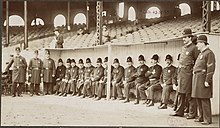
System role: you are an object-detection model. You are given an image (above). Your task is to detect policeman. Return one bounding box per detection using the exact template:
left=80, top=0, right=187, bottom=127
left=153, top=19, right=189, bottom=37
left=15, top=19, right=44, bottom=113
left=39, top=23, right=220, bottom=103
left=59, top=58, right=72, bottom=96
left=111, top=58, right=125, bottom=100
left=54, top=58, right=66, bottom=95
left=43, top=50, right=56, bottom=95
left=158, top=55, right=177, bottom=109
left=133, top=55, right=149, bottom=105
left=95, top=57, right=113, bottom=100
left=170, top=28, right=200, bottom=118
left=192, top=35, right=215, bottom=125
left=91, top=58, right=104, bottom=99
left=69, top=59, right=79, bottom=96
left=28, top=50, right=43, bottom=96
left=142, top=54, right=162, bottom=107
left=76, top=59, right=85, bottom=96
left=6, top=47, right=27, bottom=97
left=123, top=57, right=136, bottom=103
left=82, top=58, right=95, bottom=98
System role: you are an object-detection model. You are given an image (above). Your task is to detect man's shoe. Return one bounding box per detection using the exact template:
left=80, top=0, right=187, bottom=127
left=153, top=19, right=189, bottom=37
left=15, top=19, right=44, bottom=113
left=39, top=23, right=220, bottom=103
left=158, top=104, right=167, bottom=109
left=17, top=94, right=23, bottom=97
left=186, top=115, right=196, bottom=119
left=201, top=122, right=211, bottom=125
left=62, top=93, right=67, bottom=97
left=194, top=119, right=203, bottom=122
left=12, top=95, right=16, bottom=97
left=71, top=93, right=76, bottom=96
left=89, top=95, right=94, bottom=98
left=95, top=97, right=101, bottom=101
left=119, top=97, right=125, bottom=100
left=134, top=101, right=139, bottom=105
left=36, top=93, right=40, bottom=96
left=142, top=100, right=148, bottom=105
left=111, top=97, right=117, bottom=100
left=58, top=93, right=63, bottom=96
left=169, top=113, right=183, bottom=117
left=123, top=100, right=130, bottom=103
left=30, top=94, right=33, bottom=97
left=146, top=101, right=154, bottom=107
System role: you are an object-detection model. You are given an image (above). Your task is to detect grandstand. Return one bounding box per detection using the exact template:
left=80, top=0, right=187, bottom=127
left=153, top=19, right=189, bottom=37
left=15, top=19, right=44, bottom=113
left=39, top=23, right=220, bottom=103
left=1, top=0, right=220, bottom=118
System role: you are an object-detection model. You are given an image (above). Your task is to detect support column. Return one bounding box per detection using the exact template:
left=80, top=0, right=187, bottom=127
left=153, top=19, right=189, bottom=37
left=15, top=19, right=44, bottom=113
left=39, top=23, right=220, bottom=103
left=213, top=1, right=217, bottom=11
left=96, top=1, right=103, bottom=45
left=202, top=1, right=211, bottom=32
left=86, top=1, right=89, bottom=30
left=24, top=1, right=28, bottom=49
left=107, top=44, right=112, bottom=100
left=6, top=1, right=9, bottom=47
left=67, top=1, right=70, bottom=30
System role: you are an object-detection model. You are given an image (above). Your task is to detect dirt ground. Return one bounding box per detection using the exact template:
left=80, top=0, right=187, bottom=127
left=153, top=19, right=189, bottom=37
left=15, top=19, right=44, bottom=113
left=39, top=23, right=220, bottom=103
left=1, top=94, right=219, bottom=127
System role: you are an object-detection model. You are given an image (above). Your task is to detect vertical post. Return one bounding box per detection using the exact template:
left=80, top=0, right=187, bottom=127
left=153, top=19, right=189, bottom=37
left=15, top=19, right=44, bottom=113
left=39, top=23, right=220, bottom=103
left=202, top=1, right=211, bottom=32
left=96, top=1, right=103, bottom=45
left=24, top=1, right=28, bottom=49
left=86, top=1, right=89, bottom=30
left=107, top=44, right=112, bottom=100
left=67, top=1, right=70, bottom=31
left=213, top=1, right=217, bottom=11
left=6, top=1, right=9, bottom=46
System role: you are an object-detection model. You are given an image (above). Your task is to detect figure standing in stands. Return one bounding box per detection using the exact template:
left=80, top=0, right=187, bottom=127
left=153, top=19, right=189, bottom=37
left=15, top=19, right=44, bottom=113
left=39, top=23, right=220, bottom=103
left=82, top=58, right=95, bottom=98
left=69, top=59, right=79, bottom=96
left=5, top=47, right=27, bottom=97
left=53, top=27, right=64, bottom=48
left=134, top=55, right=149, bottom=105
left=123, top=57, right=136, bottom=103
left=43, top=50, right=56, bottom=95
left=170, top=28, right=200, bottom=119
left=158, top=54, right=177, bottom=109
left=91, top=58, right=104, bottom=99
left=192, top=35, right=215, bottom=125
left=76, top=59, right=85, bottom=96
left=28, top=50, right=43, bottom=96
left=141, top=54, right=162, bottom=107
left=102, top=25, right=110, bottom=44
left=111, top=58, right=125, bottom=100
left=54, top=58, right=66, bottom=95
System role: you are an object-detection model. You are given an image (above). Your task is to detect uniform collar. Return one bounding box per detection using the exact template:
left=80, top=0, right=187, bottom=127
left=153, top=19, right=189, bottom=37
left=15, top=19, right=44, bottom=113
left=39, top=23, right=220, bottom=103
left=201, top=46, right=209, bottom=53
left=184, top=42, right=193, bottom=48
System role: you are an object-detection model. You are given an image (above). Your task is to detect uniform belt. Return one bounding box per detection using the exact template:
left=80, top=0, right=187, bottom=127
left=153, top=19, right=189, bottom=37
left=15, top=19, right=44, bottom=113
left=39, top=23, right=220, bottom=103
left=194, top=69, right=206, bottom=74
left=33, top=68, right=40, bottom=70
left=45, top=68, right=51, bottom=70
left=179, top=64, right=193, bottom=68
left=149, top=78, right=156, bottom=81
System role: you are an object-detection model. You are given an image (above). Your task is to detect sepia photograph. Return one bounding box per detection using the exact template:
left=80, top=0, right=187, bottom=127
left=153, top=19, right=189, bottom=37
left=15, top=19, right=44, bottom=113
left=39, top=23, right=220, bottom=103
left=1, top=0, right=220, bottom=127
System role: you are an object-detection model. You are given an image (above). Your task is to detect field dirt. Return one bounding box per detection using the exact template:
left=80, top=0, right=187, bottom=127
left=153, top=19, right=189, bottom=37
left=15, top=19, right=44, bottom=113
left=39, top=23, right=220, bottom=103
left=1, top=94, right=219, bottom=127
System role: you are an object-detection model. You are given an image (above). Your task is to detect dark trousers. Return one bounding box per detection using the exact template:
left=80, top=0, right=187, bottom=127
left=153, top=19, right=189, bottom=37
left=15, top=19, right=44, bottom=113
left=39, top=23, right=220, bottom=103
left=147, top=83, right=162, bottom=101
left=112, top=81, right=123, bottom=98
left=43, top=82, right=52, bottom=94
left=70, top=80, right=77, bottom=94
left=97, top=83, right=106, bottom=98
left=136, top=82, right=143, bottom=102
left=161, top=84, right=173, bottom=104
left=138, top=82, right=149, bottom=100
left=83, top=79, right=92, bottom=96
left=12, top=82, right=23, bottom=95
left=30, top=83, right=40, bottom=94
left=55, top=81, right=62, bottom=93
left=60, top=81, right=68, bottom=94
left=196, top=98, right=212, bottom=123
left=77, top=80, right=84, bottom=95
left=175, top=93, right=197, bottom=116
left=92, top=81, right=99, bottom=96
left=124, top=81, right=135, bottom=100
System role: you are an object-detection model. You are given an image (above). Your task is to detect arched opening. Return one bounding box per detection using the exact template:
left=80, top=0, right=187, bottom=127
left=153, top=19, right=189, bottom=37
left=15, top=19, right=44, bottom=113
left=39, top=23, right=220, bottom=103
left=145, top=7, right=161, bottom=19
left=211, top=1, right=220, bottom=11
left=128, top=6, right=136, bottom=21
left=54, top=14, right=66, bottom=27
left=31, top=18, right=45, bottom=26
left=3, top=15, right=24, bottom=26
left=179, top=3, right=191, bottom=16
left=118, top=2, right=124, bottom=18
left=73, top=13, right=86, bottom=25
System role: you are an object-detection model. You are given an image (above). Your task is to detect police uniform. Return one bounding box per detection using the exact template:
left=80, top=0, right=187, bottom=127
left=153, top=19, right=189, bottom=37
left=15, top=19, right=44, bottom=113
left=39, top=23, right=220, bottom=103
left=6, top=47, right=27, bottom=97
left=59, top=58, right=72, bottom=96
left=172, top=28, right=200, bottom=117
left=76, top=59, right=85, bottom=96
left=112, top=58, right=124, bottom=100
left=159, top=55, right=178, bottom=109
left=69, top=59, right=79, bottom=96
left=92, top=58, right=104, bottom=98
left=55, top=58, right=66, bottom=95
left=43, top=50, right=56, bottom=95
left=82, top=58, right=95, bottom=98
left=96, top=57, right=113, bottom=100
left=28, top=50, right=43, bottom=96
left=123, top=57, right=136, bottom=103
left=192, top=35, right=215, bottom=125
left=144, top=54, right=163, bottom=107
left=54, top=28, right=64, bottom=48
left=134, top=55, right=149, bottom=104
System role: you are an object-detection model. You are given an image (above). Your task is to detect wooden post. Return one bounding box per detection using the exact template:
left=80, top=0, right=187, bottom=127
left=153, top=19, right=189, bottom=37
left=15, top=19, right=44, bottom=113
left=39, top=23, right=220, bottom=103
left=86, top=1, right=89, bottom=30
left=106, top=44, right=112, bottom=100
left=24, top=1, right=28, bottom=49
left=67, top=1, right=70, bottom=31
left=6, top=1, right=9, bottom=46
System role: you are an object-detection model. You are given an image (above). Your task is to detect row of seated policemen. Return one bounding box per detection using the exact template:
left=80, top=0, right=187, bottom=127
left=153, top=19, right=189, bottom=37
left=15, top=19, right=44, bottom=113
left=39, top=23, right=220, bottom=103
left=52, top=53, right=178, bottom=110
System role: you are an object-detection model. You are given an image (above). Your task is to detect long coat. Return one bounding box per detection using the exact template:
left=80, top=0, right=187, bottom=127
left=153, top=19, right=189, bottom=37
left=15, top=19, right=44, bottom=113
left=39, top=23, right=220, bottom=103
left=160, top=65, right=177, bottom=85
left=178, top=43, right=200, bottom=94
left=112, top=65, right=124, bottom=83
left=124, top=65, right=136, bottom=83
left=192, top=48, right=215, bottom=98
left=43, top=58, right=56, bottom=83
left=93, top=65, right=104, bottom=81
left=134, top=64, right=149, bottom=84
left=6, top=55, right=27, bottom=83
left=28, top=58, right=43, bottom=84
left=70, top=65, right=79, bottom=80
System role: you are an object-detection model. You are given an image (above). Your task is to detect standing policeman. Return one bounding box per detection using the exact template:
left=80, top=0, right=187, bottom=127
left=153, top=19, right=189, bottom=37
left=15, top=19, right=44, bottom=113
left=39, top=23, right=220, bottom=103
left=6, top=47, right=27, bottom=97
left=28, top=50, right=43, bottom=96
left=170, top=28, right=200, bottom=118
left=123, top=56, right=136, bottom=103
left=43, top=50, right=56, bottom=95
left=192, top=35, right=215, bottom=125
